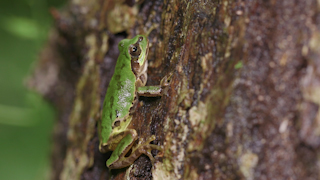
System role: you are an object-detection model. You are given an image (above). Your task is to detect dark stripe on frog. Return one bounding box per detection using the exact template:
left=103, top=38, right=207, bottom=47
left=130, top=42, right=142, bottom=76
left=113, top=62, right=126, bottom=83
left=114, top=74, right=121, bottom=80
left=114, top=68, right=125, bottom=90
left=124, top=147, right=143, bottom=164
left=109, top=96, right=114, bottom=120
left=120, top=62, right=126, bottom=70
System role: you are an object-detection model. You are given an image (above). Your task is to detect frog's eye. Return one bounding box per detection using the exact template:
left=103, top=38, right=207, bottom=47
left=138, top=36, right=143, bottom=42
left=132, top=46, right=137, bottom=52
left=129, top=45, right=141, bottom=57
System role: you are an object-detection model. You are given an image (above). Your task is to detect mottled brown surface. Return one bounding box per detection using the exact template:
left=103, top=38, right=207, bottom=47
left=29, top=0, right=320, bottom=179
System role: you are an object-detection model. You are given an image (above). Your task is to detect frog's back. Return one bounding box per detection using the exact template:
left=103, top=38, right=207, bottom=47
left=100, top=51, right=136, bottom=144
left=104, top=69, right=136, bottom=120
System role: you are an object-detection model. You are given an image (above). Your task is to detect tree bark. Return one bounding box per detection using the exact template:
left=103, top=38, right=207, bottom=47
left=28, top=0, right=320, bottom=179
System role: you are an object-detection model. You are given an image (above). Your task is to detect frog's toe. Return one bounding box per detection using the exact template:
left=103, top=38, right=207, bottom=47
left=149, top=144, right=163, bottom=151
left=145, top=149, right=156, bottom=164
left=160, top=72, right=173, bottom=87
left=147, top=135, right=156, bottom=142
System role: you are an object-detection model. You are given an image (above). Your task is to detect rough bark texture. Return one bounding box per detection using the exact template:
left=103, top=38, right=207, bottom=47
left=28, top=0, right=320, bottom=179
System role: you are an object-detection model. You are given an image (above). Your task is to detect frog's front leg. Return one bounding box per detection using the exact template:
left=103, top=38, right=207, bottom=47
left=107, top=135, right=162, bottom=169
left=137, top=73, right=173, bottom=97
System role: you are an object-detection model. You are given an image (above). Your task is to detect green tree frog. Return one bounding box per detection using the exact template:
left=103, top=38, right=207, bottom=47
left=98, top=35, right=171, bottom=169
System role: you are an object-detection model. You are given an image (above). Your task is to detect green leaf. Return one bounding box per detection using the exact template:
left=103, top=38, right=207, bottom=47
left=0, top=17, right=40, bottom=40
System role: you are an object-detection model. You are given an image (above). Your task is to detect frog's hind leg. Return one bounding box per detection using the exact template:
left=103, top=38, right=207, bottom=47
left=105, top=130, right=137, bottom=168
left=100, top=129, right=137, bottom=153
left=107, top=135, right=162, bottom=169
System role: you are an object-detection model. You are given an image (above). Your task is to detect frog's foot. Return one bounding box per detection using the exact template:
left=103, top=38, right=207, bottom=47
left=133, top=135, right=163, bottom=164
left=160, top=72, right=173, bottom=88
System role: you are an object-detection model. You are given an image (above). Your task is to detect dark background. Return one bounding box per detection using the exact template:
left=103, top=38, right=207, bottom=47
left=0, top=0, right=65, bottom=179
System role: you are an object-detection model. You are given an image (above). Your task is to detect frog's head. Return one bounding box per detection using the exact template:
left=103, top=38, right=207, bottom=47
left=118, top=35, right=149, bottom=85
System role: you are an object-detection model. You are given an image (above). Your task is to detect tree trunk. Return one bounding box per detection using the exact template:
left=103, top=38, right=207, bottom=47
left=28, top=0, right=320, bottom=179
